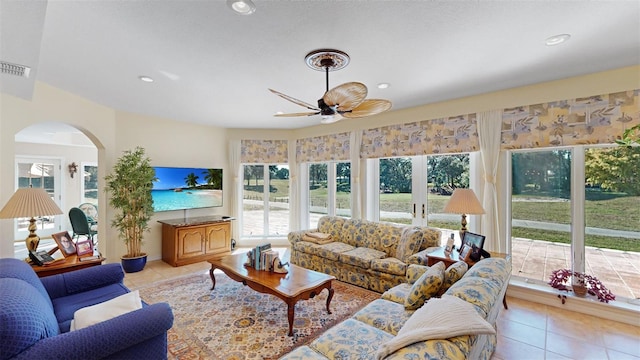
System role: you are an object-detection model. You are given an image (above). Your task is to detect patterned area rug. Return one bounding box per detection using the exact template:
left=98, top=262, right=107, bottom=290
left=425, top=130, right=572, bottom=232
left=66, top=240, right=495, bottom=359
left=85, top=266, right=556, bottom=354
left=138, top=272, right=380, bottom=360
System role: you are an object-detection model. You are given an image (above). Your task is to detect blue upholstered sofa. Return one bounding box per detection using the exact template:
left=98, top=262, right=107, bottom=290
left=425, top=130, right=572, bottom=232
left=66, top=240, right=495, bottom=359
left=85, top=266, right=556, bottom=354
left=0, top=258, right=174, bottom=360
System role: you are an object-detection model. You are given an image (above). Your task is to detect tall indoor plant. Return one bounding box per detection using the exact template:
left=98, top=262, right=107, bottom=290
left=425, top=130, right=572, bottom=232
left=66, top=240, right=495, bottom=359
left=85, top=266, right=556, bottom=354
left=105, top=147, right=157, bottom=273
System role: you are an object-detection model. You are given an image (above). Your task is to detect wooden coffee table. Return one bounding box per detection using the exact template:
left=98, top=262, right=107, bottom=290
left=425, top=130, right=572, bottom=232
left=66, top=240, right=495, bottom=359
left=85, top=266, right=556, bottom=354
left=208, top=253, right=335, bottom=336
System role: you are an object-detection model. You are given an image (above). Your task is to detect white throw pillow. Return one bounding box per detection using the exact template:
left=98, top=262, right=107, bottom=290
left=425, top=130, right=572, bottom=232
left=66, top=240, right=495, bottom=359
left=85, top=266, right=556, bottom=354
left=375, top=295, right=495, bottom=359
left=70, top=290, right=142, bottom=331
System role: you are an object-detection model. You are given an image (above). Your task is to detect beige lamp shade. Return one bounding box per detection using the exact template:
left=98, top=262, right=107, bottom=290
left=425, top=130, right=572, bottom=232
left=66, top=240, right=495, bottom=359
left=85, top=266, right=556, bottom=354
left=0, top=187, right=64, bottom=252
left=443, top=188, right=485, bottom=238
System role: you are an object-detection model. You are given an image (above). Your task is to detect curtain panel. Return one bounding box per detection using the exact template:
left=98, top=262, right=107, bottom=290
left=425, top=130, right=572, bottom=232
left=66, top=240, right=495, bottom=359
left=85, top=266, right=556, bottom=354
left=360, top=115, right=480, bottom=159
left=240, top=139, right=288, bottom=164
left=500, top=90, right=640, bottom=149
left=296, top=132, right=350, bottom=163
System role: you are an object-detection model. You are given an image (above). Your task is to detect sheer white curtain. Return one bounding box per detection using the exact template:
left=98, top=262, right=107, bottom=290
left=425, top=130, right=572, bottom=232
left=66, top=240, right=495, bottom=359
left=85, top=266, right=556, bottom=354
left=228, top=140, right=241, bottom=240
left=288, top=139, right=301, bottom=231
left=477, top=110, right=503, bottom=252
left=350, top=130, right=363, bottom=219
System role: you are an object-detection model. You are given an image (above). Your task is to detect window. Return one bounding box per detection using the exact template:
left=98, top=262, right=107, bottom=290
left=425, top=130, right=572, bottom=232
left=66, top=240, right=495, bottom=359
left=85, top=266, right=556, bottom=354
left=241, top=164, right=289, bottom=238
left=307, top=161, right=351, bottom=229
left=81, top=163, right=98, bottom=205
left=510, top=147, right=640, bottom=302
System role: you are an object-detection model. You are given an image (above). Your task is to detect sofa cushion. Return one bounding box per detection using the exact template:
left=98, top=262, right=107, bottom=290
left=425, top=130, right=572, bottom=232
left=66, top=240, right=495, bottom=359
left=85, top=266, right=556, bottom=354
left=438, top=261, right=469, bottom=296
left=395, top=227, right=424, bottom=262
left=338, top=247, right=387, bottom=269
left=0, top=278, right=60, bottom=360
left=353, top=298, right=414, bottom=335
left=405, top=261, right=445, bottom=310
left=375, top=295, right=495, bottom=360
left=370, top=257, right=406, bottom=276
left=381, top=283, right=412, bottom=304
left=405, top=264, right=429, bottom=283
left=377, top=222, right=404, bottom=255
left=52, top=282, right=130, bottom=332
left=71, top=290, right=142, bottom=331
left=445, top=277, right=502, bottom=318
left=317, top=216, right=346, bottom=240
left=0, top=258, right=54, bottom=310
left=309, top=318, right=394, bottom=359
left=310, top=242, right=355, bottom=261
left=340, top=219, right=369, bottom=247
left=417, top=227, right=443, bottom=250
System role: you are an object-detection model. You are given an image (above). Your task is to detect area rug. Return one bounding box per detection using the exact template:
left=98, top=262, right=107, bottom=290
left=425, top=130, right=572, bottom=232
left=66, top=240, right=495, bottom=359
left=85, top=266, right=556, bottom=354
left=138, top=272, right=380, bottom=360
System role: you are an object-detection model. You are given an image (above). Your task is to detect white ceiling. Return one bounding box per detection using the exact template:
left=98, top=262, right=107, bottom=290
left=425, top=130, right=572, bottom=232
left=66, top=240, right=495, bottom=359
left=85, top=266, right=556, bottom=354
left=2, top=0, right=639, bottom=136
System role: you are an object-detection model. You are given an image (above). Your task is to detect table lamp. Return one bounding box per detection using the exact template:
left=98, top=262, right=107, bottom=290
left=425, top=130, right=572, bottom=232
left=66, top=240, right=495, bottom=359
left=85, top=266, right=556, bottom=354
left=442, top=188, right=485, bottom=240
left=0, top=187, right=64, bottom=252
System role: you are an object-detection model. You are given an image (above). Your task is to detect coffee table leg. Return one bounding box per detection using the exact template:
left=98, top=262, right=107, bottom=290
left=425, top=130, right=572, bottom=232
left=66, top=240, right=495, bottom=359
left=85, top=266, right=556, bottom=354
left=209, top=267, right=216, bottom=290
left=326, top=286, right=334, bottom=314
left=287, top=302, right=295, bottom=336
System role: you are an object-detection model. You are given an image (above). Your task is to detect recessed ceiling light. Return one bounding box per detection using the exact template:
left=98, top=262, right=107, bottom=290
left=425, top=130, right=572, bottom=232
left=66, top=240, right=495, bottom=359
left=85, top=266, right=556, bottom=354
left=377, top=83, right=390, bottom=89
left=545, top=34, right=571, bottom=46
left=227, top=0, right=256, bottom=15
left=138, top=75, right=154, bottom=83
left=275, top=111, right=283, bottom=115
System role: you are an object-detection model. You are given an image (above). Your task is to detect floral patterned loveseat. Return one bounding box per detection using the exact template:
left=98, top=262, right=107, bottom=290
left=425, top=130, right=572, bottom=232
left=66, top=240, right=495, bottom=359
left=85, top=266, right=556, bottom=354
left=281, top=258, right=511, bottom=360
left=288, top=216, right=442, bottom=293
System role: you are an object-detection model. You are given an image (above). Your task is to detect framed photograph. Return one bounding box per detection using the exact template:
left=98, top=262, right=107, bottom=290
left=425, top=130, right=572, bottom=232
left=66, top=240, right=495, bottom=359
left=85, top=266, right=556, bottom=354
left=76, top=240, right=93, bottom=256
left=52, top=231, right=76, bottom=257
left=459, top=243, right=472, bottom=261
left=461, top=232, right=485, bottom=252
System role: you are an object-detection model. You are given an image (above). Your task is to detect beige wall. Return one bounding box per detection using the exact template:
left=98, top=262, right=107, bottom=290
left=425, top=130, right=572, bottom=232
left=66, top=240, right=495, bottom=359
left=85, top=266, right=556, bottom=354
left=1, top=65, right=638, bottom=260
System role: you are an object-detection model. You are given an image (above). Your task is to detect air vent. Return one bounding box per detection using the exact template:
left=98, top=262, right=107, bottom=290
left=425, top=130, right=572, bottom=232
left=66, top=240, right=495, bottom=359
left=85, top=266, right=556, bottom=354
left=0, top=61, right=31, bottom=78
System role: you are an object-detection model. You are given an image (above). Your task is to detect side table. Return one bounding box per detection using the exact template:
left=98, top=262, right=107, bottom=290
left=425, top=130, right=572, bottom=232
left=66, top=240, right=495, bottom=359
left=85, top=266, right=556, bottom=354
left=32, top=254, right=106, bottom=277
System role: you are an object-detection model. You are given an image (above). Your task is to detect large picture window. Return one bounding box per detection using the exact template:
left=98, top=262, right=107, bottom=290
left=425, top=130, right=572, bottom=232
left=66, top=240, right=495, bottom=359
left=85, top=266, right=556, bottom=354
left=241, top=164, right=290, bottom=238
left=307, top=161, right=351, bottom=229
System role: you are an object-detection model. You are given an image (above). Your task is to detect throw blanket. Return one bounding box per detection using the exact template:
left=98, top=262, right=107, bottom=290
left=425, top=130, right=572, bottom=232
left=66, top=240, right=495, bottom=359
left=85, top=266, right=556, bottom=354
left=302, top=232, right=334, bottom=245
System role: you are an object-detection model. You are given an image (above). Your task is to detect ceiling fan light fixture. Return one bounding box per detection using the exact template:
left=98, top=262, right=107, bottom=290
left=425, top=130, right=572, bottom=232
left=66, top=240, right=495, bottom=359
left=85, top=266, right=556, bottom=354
left=305, top=49, right=350, bottom=72
left=227, top=0, right=256, bottom=15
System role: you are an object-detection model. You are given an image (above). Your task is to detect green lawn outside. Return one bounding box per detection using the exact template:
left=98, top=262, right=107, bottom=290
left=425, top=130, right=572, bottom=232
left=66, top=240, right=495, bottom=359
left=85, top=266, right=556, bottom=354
left=244, top=181, right=639, bottom=252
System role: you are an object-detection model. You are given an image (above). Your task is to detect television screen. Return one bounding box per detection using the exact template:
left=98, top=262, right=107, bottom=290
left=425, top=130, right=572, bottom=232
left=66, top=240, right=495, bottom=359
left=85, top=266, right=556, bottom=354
left=152, top=167, right=222, bottom=212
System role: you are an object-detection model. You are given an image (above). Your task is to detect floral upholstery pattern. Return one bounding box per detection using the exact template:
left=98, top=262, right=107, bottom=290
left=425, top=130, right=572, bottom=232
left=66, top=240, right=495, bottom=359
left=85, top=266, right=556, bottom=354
left=284, top=258, right=510, bottom=360
left=405, top=264, right=429, bottom=283
left=353, top=299, right=414, bottom=335
left=395, top=228, right=424, bottom=262
left=439, top=261, right=469, bottom=296
left=339, top=247, right=388, bottom=268
left=405, top=261, right=445, bottom=310
left=370, top=257, right=406, bottom=276
left=310, top=318, right=394, bottom=359
left=289, top=216, right=442, bottom=292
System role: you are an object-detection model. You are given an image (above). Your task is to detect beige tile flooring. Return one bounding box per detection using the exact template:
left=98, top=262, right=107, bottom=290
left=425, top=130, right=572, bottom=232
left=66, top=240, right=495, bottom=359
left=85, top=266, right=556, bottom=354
left=124, top=258, right=640, bottom=359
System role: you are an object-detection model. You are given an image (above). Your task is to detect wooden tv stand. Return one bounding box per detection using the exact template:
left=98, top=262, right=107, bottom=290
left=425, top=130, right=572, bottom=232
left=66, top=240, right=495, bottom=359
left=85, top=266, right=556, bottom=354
left=159, top=216, right=232, bottom=267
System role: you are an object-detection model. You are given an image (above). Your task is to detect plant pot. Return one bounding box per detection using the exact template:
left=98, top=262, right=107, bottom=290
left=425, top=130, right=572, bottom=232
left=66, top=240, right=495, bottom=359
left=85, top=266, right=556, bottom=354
left=572, top=284, right=588, bottom=297
left=121, top=254, right=147, bottom=273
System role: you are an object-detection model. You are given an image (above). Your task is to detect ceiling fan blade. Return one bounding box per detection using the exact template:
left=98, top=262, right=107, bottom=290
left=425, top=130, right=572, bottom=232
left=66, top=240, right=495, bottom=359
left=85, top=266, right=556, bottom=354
left=323, top=82, right=367, bottom=111
left=269, top=89, right=320, bottom=111
left=341, top=99, right=392, bottom=118
left=274, top=111, right=320, bottom=117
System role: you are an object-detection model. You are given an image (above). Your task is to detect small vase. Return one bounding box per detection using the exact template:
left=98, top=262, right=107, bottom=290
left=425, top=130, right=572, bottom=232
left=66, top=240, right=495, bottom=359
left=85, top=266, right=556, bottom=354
left=572, top=284, right=587, bottom=297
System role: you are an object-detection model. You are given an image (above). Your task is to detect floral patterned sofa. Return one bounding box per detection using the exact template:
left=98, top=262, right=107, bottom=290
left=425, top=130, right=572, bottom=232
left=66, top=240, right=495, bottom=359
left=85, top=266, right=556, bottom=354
left=289, top=216, right=442, bottom=292
left=281, top=258, right=511, bottom=360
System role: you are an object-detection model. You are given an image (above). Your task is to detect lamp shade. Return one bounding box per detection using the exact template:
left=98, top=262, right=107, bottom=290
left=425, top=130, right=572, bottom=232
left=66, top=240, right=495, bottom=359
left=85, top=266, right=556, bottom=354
left=442, top=188, right=485, bottom=215
left=0, top=187, right=63, bottom=219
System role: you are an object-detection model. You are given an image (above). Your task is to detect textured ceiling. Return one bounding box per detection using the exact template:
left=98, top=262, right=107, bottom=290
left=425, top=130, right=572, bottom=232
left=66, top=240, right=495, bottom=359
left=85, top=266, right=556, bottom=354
left=2, top=0, right=639, bottom=134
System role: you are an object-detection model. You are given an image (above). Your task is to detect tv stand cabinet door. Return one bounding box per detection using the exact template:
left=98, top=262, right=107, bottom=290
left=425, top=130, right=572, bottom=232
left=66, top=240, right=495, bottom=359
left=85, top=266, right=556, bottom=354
left=177, top=227, right=207, bottom=261
left=205, top=222, right=231, bottom=257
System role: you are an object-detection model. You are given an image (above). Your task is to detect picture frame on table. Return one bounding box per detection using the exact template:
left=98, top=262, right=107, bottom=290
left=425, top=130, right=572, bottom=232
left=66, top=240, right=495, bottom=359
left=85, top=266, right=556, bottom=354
left=76, top=240, right=93, bottom=256
left=459, top=243, right=473, bottom=261
left=460, top=232, right=485, bottom=252
left=52, top=231, right=76, bottom=257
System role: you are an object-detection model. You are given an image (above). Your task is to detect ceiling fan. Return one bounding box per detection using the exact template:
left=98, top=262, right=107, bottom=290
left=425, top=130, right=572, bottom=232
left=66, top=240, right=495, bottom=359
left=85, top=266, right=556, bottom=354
left=269, top=49, right=392, bottom=124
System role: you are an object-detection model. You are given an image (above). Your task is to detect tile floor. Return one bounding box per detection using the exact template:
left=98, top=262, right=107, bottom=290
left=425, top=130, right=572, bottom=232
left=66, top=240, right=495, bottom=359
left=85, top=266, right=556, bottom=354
left=124, top=258, right=640, bottom=360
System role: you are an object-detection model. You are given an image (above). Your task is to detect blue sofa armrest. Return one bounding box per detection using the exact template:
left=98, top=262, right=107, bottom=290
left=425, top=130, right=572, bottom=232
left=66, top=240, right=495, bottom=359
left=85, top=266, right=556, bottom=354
left=13, top=303, right=174, bottom=360
left=40, top=263, right=125, bottom=299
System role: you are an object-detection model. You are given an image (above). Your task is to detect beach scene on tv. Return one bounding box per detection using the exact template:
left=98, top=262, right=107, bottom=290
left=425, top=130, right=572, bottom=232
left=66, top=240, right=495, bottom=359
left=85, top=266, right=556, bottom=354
left=152, top=167, right=223, bottom=212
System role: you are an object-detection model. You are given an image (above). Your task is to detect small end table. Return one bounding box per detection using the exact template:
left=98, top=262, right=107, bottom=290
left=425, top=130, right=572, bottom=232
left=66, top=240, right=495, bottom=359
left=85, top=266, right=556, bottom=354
left=32, top=254, right=105, bottom=277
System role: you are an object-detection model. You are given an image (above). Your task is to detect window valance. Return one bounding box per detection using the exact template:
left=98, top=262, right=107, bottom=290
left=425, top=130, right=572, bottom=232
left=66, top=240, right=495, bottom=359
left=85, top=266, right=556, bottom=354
left=360, top=114, right=479, bottom=159
left=296, top=132, right=350, bottom=163
left=501, top=90, right=640, bottom=149
left=240, top=139, right=288, bottom=164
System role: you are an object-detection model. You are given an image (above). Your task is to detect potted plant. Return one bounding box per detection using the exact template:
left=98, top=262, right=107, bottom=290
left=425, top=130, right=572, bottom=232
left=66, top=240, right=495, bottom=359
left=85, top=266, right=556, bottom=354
left=105, top=147, right=157, bottom=273
left=549, top=268, right=616, bottom=303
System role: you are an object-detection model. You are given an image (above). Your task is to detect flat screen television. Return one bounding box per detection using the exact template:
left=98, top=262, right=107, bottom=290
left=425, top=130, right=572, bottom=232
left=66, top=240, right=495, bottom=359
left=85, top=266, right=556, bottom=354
left=152, top=167, right=222, bottom=212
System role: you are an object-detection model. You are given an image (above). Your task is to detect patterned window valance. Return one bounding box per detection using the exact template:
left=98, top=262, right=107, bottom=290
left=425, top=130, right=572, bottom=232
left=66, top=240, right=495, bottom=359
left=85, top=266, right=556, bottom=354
left=360, top=114, right=479, bottom=158
left=296, top=132, right=350, bottom=163
left=240, top=139, right=288, bottom=164
left=501, top=90, right=640, bottom=149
